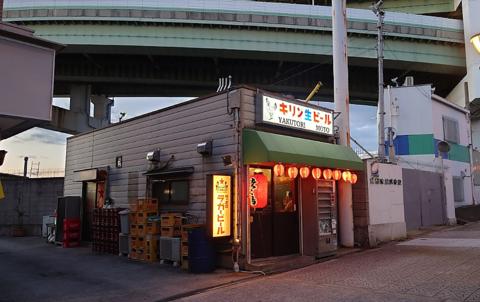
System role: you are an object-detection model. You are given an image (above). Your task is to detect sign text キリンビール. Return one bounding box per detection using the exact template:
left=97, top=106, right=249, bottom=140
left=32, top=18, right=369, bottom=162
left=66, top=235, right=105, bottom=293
left=259, top=95, right=334, bottom=135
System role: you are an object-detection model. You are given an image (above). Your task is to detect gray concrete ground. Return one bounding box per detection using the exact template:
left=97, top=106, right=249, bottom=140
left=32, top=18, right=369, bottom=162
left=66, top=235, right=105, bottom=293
left=2, top=223, right=480, bottom=302
left=0, top=238, right=252, bottom=302
left=181, top=223, right=480, bottom=302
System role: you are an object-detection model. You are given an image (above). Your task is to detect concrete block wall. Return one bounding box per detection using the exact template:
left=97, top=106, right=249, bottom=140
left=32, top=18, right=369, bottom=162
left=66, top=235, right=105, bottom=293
left=0, top=174, right=63, bottom=236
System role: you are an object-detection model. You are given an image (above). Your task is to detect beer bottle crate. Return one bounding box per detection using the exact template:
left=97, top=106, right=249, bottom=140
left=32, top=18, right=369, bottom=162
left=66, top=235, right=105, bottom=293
left=160, top=213, right=183, bottom=227
left=145, top=252, right=159, bottom=262
left=130, top=198, right=158, bottom=212
left=130, top=224, right=145, bottom=236
left=130, top=236, right=145, bottom=249
left=145, top=235, right=159, bottom=254
left=135, top=211, right=159, bottom=224
left=146, top=221, right=161, bottom=234
left=181, top=256, right=189, bottom=270
left=181, top=242, right=189, bottom=257
left=130, top=224, right=138, bottom=236
left=160, top=226, right=181, bottom=237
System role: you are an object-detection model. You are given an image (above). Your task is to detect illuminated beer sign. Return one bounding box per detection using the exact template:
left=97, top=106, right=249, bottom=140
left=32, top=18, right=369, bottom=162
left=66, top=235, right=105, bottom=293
left=209, top=175, right=232, bottom=238
left=256, top=94, right=334, bottom=136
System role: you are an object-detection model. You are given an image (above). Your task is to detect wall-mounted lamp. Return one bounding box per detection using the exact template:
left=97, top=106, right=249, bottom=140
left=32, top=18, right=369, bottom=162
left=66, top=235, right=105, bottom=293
left=222, top=155, right=232, bottom=167
left=197, top=141, right=212, bottom=156
left=146, top=150, right=160, bottom=162
left=471, top=33, right=480, bottom=54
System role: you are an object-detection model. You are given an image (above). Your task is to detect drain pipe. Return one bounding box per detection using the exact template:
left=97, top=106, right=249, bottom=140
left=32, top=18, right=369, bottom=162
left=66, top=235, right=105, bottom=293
left=232, top=94, right=242, bottom=272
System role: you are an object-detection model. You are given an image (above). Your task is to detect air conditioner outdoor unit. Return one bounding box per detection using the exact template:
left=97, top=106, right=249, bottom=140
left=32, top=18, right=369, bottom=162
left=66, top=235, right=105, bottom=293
left=159, top=237, right=181, bottom=265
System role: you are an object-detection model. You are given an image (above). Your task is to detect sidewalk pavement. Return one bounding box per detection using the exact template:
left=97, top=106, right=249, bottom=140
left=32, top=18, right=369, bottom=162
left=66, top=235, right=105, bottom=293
left=179, top=222, right=480, bottom=302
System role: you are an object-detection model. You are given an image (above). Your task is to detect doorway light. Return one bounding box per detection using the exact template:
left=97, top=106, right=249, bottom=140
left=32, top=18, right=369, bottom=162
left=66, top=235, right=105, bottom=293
left=471, top=33, right=480, bottom=54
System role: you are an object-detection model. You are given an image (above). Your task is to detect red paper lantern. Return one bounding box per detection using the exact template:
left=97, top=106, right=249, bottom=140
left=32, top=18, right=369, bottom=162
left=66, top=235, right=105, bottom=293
left=312, top=168, right=322, bottom=180
left=299, top=167, right=310, bottom=179
left=350, top=173, right=358, bottom=184
left=249, top=173, right=268, bottom=209
left=323, top=169, right=332, bottom=180
left=287, top=167, right=298, bottom=179
left=342, top=171, right=351, bottom=182
left=333, top=170, right=342, bottom=181
left=273, top=164, right=285, bottom=177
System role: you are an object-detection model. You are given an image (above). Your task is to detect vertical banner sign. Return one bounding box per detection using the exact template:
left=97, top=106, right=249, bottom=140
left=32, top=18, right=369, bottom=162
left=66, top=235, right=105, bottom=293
left=249, top=173, right=268, bottom=209
left=210, top=175, right=231, bottom=238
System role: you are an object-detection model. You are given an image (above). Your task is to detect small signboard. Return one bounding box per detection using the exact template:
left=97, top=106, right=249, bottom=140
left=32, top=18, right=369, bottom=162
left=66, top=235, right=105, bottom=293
left=206, top=174, right=232, bottom=238
left=256, top=93, right=334, bottom=136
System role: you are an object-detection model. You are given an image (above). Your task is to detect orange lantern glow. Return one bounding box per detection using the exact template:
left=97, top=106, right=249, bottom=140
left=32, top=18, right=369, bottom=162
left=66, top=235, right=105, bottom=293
left=273, top=163, right=285, bottom=177
left=350, top=173, right=358, bottom=184
left=299, top=167, right=310, bottom=179
left=311, top=168, right=322, bottom=180
left=342, top=171, right=351, bottom=182
left=333, top=170, right=342, bottom=181
left=323, top=169, right=332, bottom=180
left=287, top=167, right=298, bottom=179
left=249, top=173, right=268, bottom=209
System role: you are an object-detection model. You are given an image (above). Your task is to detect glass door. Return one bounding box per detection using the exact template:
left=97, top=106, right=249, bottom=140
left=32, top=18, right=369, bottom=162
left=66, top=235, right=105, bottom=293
left=272, top=174, right=299, bottom=256
left=249, top=167, right=273, bottom=259
left=249, top=166, right=300, bottom=259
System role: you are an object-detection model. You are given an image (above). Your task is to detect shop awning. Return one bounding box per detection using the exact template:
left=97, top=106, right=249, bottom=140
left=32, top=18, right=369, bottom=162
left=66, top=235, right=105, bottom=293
left=243, top=129, right=364, bottom=170
left=144, top=166, right=194, bottom=177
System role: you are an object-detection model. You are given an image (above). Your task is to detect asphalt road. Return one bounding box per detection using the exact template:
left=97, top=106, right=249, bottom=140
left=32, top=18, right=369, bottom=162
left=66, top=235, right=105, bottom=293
left=0, top=237, right=251, bottom=302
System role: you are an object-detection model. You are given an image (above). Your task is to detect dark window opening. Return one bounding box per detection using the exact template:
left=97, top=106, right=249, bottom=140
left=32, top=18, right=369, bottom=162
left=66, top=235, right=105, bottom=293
left=152, top=179, right=189, bottom=204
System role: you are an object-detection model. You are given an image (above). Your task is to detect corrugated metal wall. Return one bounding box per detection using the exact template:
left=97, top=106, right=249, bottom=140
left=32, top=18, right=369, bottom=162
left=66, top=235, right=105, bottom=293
left=64, top=88, right=255, bottom=222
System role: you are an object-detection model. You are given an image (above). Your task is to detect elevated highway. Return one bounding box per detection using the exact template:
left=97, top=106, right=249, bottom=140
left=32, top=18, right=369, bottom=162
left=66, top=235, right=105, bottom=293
left=3, top=0, right=466, bottom=105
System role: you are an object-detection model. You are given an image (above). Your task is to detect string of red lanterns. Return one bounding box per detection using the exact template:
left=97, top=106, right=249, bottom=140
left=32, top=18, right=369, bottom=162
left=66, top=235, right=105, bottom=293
left=272, top=163, right=358, bottom=184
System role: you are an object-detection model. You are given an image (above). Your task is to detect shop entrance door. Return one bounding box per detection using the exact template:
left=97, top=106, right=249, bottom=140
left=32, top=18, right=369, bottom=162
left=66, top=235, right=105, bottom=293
left=81, top=181, right=97, bottom=241
left=250, top=167, right=300, bottom=259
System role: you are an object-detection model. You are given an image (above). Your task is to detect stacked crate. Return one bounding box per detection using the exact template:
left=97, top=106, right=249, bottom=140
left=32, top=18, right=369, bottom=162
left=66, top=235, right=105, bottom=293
left=63, top=218, right=81, bottom=248
left=92, top=208, right=121, bottom=254
left=180, top=224, right=202, bottom=270
left=129, top=198, right=160, bottom=262
left=160, top=213, right=182, bottom=237
left=158, top=213, right=183, bottom=265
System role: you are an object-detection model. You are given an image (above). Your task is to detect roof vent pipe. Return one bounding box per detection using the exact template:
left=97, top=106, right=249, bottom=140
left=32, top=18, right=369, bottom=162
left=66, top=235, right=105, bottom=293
left=403, top=76, right=414, bottom=87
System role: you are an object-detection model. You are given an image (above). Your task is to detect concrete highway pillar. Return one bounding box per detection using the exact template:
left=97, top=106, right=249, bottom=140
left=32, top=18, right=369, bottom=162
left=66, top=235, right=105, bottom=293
left=91, top=95, right=114, bottom=123
left=463, top=0, right=480, bottom=103
left=332, top=0, right=354, bottom=247
left=70, top=84, right=91, bottom=115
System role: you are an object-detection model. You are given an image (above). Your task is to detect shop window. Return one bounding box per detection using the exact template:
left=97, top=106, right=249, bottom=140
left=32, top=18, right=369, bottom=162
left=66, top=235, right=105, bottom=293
left=152, top=180, right=189, bottom=204
left=443, top=116, right=459, bottom=144
left=453, top=176, right=464, bottom=203
left=274, top=175, right=297, bottom=212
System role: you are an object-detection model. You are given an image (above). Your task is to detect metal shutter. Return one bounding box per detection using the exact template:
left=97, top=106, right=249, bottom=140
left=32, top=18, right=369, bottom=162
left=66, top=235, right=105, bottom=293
left=452, top=176, right=464, bottom=203
left=443, top=117, right=459, bottom=144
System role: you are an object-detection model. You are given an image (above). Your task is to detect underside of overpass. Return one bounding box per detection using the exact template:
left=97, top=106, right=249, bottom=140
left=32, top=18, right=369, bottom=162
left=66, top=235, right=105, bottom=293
left=2, top=0, right=468, bottom=134
left=52, top=49, right=464, bottom=106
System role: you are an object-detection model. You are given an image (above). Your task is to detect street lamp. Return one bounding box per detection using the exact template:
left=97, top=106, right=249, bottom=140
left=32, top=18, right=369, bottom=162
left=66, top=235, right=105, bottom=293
left=471, top=33, right=480, bottom=54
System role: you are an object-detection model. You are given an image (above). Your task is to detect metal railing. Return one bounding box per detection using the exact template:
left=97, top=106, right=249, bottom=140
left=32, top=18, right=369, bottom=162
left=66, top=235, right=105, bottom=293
left=2, top=169, right=65, bottom=178
left=350, top=136, right=374, bottom=159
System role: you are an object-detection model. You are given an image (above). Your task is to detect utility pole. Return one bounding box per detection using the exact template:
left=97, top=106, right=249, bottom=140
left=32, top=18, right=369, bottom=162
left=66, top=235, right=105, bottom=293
left=372, top=0, right=385, bottom=161
left=332, top=0, right=354, bottom=247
